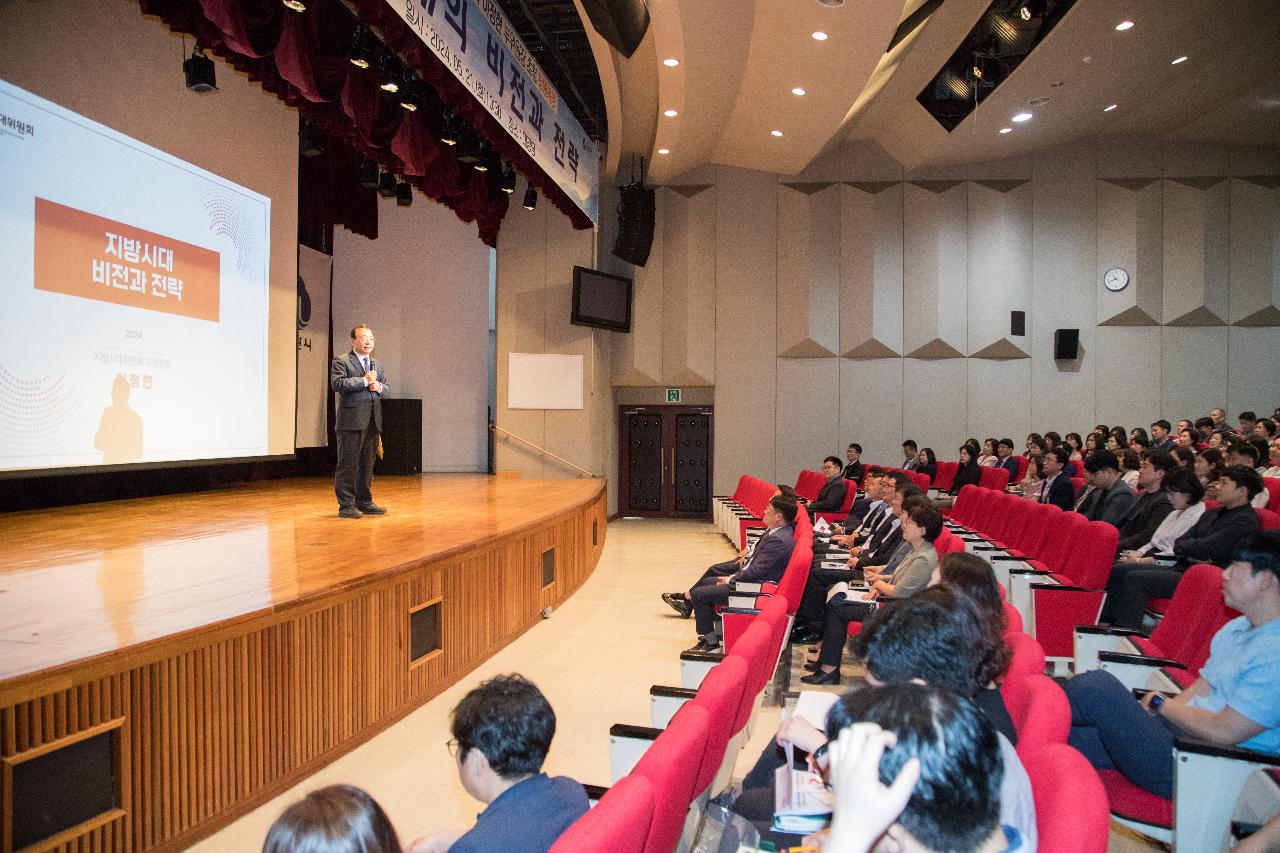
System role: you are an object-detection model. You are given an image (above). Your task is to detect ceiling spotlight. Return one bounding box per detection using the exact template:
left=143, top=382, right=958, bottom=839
left=663, top=58, right=680, bottom=67
left=999, top=127, right=1013, bottom=134
left=439, top=111, right=459, bottom=146
left=395, top=180, right=413, bottom=207
left=523, top=185, right=538, bottom=211
left=398, top=73, right=420, bottom=111
left=1115, top=20, right=1134, bottom=31
left=183, top=46, right=217, bottom=94
left=1103, top=104, right=1118, bottom=112
left=657, top=147, right=670, bottom=154
left=1172, top=55, right=1188, bottom=65
left=792, top=87, right=806, bottom=96
left=770, top=129, right=783, bottom=137
left=377, top=170, right=398, bottom=197
left=349, top=27, right=372, bottom=69
left=1018, top=0, right=1045, bottom=20
left=500, top=163, right=516, bottom=193
left=1011, top=111, right=1033, bottom=122
left=817, top=0, right=844, bottom=6
left=282, top=0, right=307, bottom=11
left=358, top=158, right=380, bottom=189
left=379, top=55, right=402, bottom=93
left=811, top=31, right=828, bottom=41
left=299, top=121, right=324, bottom=157
left=663, top=109, right=678, bottom=117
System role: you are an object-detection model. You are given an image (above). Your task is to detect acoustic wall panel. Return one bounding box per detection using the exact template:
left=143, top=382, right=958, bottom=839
left=1229, top=178, right=1280, bottom=326
left=903, top=182, right=967, bottom=358
left=966, top=359, right=1032, bottom=444
left=1227, top=328, right=1280, bottom=417
left=776, top=358, right=840, bottom=479
left=613, top=188, right=664, bottom=385
left=662, top=184, right=717, bottom=384
left=967, top=180, right=1032, bottom=358
left=1095, top=326, right=1162, bottom=429
left=1163, top=178, right=1230, bottom=326
left=777, top=183, right=840, bottom=357
left=1097, top=179, right=1163, bottom=326
left=1160, top=327, right=1229, bottom=419
left=839, top=358, right=904, bottom=468
left=840, top=182, right=904, bottom=358
left=903, top=359, right=968, bottom=457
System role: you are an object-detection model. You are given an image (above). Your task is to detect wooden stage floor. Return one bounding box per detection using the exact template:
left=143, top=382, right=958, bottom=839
left=0, top=474, right=604, bottom=685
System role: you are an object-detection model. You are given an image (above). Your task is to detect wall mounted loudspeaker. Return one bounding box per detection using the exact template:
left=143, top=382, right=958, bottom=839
left=1010, top=310, right=1026, bottom=337
left=579, top=0, right=650, bottom=58
left=612, top=184, right=656, bottom=267
left=1053, top=328, right=1080, bottom=360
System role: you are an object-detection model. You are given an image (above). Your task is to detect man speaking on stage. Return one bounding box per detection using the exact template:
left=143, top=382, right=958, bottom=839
left=331, top=324, right=390, bottom=519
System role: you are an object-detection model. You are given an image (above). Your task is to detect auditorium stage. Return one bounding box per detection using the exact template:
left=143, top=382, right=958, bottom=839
left=0, top=474, right=607, bottom=852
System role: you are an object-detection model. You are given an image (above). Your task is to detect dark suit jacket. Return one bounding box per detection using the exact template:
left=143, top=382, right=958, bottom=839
left=1038, top=474, right=1076, bottom=511
left=860, top=523, right=904, bottom=569
left=735, top=524, right=797, bottom=584
left=1116, top=490, right=1174, bottom=553
left=1084, top=481, right=1137, bottom=527
left=808, top=477, right=848, bottom=513
left=950, top=462, right=981, bottom=496
left=1173, top=503, right=1260, bottom=568
left=331, top=350, right=390, bottom=432
left=999, top=456, right=1020, bottom=478
left=842, top=460, right=865, bottom=483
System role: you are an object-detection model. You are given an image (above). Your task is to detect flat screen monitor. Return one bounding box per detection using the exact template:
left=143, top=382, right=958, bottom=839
left=571, top=266, right=632, bottom=333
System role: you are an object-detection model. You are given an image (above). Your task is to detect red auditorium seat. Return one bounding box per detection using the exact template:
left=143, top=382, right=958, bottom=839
left=1257, top=507, right=1280, bottom=530
left=1007, top=674, right=1070, bottom=759
left=1001, top=633, right=1046, bottom=706
left=978, top=466, right=1011, bottom=492
left=1025, top=744, right=1109, bottom=853
left=687, top=655, right=747, bottom=797
left=933, top=460, right=958, bottom=492
left=794, top=470, right=826, bottom=503
left=1264, top=477, right=1280, bottom=514
left=1021, top=520, right=1119, bottom=663
left=549, top=774, right=654, bottom=853
left=631, top=704, right=710, bottom=853
left=815, top=479, right=857, bottom=525
left=1013, top=455, right=1029, bottom=484
left=1003, top=600, right=1023, bottom=634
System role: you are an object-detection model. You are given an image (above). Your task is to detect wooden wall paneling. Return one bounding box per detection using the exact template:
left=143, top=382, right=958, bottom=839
left=1097, top=179, right=1163, bottom=326
left=662, top=184, right=716, bottom=385
left=839, top=182, right=904, bottom=359
left=1163, top=178, right=1230, bottom=326
left=1229, top=178, right=1280, bottom=326
left=903, top=182, right=967, bottom=359
left=777, top=183, right=840, bottom=357
left=967, top=181, right=1032, bottom=358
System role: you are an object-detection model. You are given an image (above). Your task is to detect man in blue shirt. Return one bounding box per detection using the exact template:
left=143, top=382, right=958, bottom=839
left=406, top=675, right=588, bottom=853
left=1064, top=531, right=1280, bottom=798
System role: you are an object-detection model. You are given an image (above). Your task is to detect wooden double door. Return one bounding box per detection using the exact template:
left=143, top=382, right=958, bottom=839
left=619, top=405, right=713, bottom=517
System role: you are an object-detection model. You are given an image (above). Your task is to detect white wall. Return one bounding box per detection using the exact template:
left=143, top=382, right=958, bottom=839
left=332, top=196, right=490, bottom=472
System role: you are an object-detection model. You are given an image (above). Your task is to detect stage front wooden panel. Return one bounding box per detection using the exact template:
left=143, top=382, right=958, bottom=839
left=0, top=476, right=607, bottom=853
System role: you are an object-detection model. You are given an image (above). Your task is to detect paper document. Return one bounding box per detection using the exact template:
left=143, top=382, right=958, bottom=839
left=773, top=743, right=832, bottom=834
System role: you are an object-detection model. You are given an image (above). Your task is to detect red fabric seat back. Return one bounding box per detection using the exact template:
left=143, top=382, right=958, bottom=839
left=759, top=593, right=792, bottom=667
left=1013, top=455, right=1029, bottom=484
left=689, top=655, right=748, bottom=793
left=1030, top=512, right=1084, bottom=576
left=633, top=704, right=710, bottom=853
left=1148, top=564, right=1226, bottom=666
left=933, top=460, right=958, bottom=492
left=992, top=494, right=1030, bottom=545
left=729, top=475, right=753, bottom=504
left=774, top=537, right=813, bottom=618
left=1001, top=633, right=1046, bottom=707
left=1009, top=674, right=1070, bottom=758
left=1018, top=503, right=1063, bottom=559
left=1060, top=521, right=1120, bottom=588
left=1097, top=769, right=1171, bottom=828
left=1002, top=600, right=1023, bottom=634
left=725, top=620, right=772, bottom=730
left=1256, top=507, right=1280, bottom=531
left=1264, top=477, right=1280, bottom=514
left=1025, top=744, right=1110, bottom=853
left=979, top=466, right=1011, bottom=493
left=794, top=470, right=825, bottom=502
left=549, top=774, right=654, bottom=853
left=936, top=529, right=966, bottom=556
left=1070, top=477, right=1085, bottom=497
left=908, top=470, right=931, bottom=491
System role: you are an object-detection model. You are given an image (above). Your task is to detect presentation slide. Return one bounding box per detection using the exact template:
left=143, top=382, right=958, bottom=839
left=0, top=78, right=271, bottom=474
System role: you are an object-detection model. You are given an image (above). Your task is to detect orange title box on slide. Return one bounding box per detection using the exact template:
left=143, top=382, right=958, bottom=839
left=33, top=197, right=220, bottom=322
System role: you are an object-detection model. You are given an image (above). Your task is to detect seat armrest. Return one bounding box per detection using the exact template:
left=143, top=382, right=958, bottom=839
left=1010, top=567, right=1054, bottom=576
left=609, top=723, right=664, bottom=783
left=1099, top=651, right=1185, bottom=669
left=1030, top=582, right=1085, bottom=592
left=990, top=554, right=1030, bottom=561
left=732, top=581, right=763, bottom=594
left=1076, top=625, right=1146, bottom=638
left=649, top=685, right=697, bottom=729
left=726, top=593, right=765, bottom=609
left=1172, top=736, right=1280, bottom=853
left=582, top=783, right=609, bottom=803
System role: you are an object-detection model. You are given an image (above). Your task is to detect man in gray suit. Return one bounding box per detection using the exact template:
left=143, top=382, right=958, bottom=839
left=331, top=324, right=390, bottom=518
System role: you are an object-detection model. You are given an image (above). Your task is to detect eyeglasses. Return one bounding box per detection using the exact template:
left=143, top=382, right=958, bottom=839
left=446, top=738, right=460, bottom=757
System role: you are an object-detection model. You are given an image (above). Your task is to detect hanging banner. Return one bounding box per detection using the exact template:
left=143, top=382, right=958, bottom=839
left=388, top=0, right=599, bottom=224
left=296, top=246, right=332, bottom=448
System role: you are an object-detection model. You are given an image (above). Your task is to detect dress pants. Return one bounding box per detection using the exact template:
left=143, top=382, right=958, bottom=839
left=796, top=565, right=856, bottom=627
left=1065, top=669, right=1180, bottom=798
left=690, top=572, right=734, bottom=637
left=816, top=596, right=878, bottom=667
left=1099, top=560, right=1186, bottom=629
left=335, top=418, right=379, bottom=509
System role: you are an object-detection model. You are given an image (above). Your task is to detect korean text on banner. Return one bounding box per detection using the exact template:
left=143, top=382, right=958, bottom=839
left=387, top=0, right=599, bottom=223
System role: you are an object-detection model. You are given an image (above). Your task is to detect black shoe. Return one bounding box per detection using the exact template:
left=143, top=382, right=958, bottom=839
left=338, top=506, right=363, bottom=519
left=662, top=593, right=693, bottom=618
left=687, top=638, right=721, bottom=654
left=357, top=503, right=387, bottom=515
left=799, top=669, right=841, bottom=686
left=791, top=631, right=822, bottom=646
left=802, top=660, right=822, bottom=672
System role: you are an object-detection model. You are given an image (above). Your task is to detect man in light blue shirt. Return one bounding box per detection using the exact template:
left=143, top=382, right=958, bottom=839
left=1063, top=531, right=1280, bottom=797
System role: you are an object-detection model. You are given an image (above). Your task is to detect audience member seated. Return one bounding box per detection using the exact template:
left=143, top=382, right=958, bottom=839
left=1116, top=467, right=1206, bottom=564
left=933, top=445, right=981, bottom=509
left=1211, top=406, right=1232, bottom=435
left=821, top=683, right=1028, bottom=853
left=406, top=675, right=587, bottom=853
left=1149, top=420, right=1176, bottom=451
left=832, top=470, right=883, bottom=536
left=914, top=447, right=938, bottom=484
left=1081, top=450, right=1136, bottom=526
left=1227, top=444, right=1271, bottom=508
left=1027, top=446, right=1074, bottom=510
left=1099, top=465, right=1263, bottom=629
left=901, top=439, right=920, bottom=471
left=804, top=456, right=849, bottom=514
left=1256, top=417, right=1278, bottom=441
left=668, top=494, right=798, bottom=653
left=801, top=503, right=943, bottom=685
left=1119, top=448, right=1142, bottom=488
left=1172, top=445, right=1196, bottom=469
left=1238, top=411, right=1259, bottom=438
left=977, top=438, right=999, bottom=468
left=1113, top=450, right=1176, bottom=554
left=265, top=785, right=401, bottom=853
left=1195, top=416, right=1217, bottom=448
left=1197, top=448, right=1226, bottom=501
left=1264, top=437, right=1280, bottom=478
left=1065, top=532, right=1280, bottom=799
left=843, top=442, right=866, bottom=484
left=995, top=438, right=1020, bottom=480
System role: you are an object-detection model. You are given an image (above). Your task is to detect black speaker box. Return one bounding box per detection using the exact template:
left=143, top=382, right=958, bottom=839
left=612, top=184, right=656, bottom=267
left=375, top=398, right=422, bottom=475
left=1010, top=310, right=1026, bottom=337
left=1053, top=328, right=1080, bottom=360
left=580, top=0, right=650, bottom=58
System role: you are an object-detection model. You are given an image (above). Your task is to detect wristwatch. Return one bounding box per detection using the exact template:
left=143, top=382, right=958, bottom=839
left=1149, top=693, right=1165, bottom=713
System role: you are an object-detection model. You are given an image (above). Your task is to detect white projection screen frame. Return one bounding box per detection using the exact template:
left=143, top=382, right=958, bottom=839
left=507, top=353, right=583, bottom=410
left=0, top=78, right=271, bottom=475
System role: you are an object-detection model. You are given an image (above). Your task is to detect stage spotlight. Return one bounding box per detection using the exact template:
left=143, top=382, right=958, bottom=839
left=399, top=74, right=420, bottom=111
left=440, top=111, right=459, bottom=145
left=377, top=170, right=398, bottom=197
left=396, top=180, right=413, bottom=206
left=282, top=0, right=307, bottom=11
left=184, top=46, right=217, bottom=94
left=455, top=133, right=482, bottom=166
left=472, top=142, right=492, bottom=172
left=500, top=163, right=516, bottom=193
left=379, top=55, right=402, bottom=93
left=299, top=122, right=325, bottom=157
left=349, top=27, right=372, bottom=69
left=1019, top=1, right=1045, bottom=21
left=523, top=185, right=538, bottom=211
left=358, top=158, right=380, bottom=189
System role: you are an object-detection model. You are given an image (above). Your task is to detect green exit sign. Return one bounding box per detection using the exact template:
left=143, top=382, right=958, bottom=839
left=665, top=388, right=681, bottom=403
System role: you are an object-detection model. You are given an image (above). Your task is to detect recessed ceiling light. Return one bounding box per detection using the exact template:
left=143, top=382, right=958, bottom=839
left=817, top=0, right=844, bottom=7
left=999, top=127, right=1013, bottom=134
left=1103, top=104, right=1118, bottom=112
left=770, top=129, right=784, bottom=137
left=657, top=147, right=670, bottom=155
left=1011, top=112, right=1033, bottom=122
left=811, top=31, right=828, bottom=41
left=1028, top=96, right=1050, bottom=107
left=1172, top=55, right=1188, bottom=65
left=792, top=87, right=807, bottom=96
left=1115, top=20, right=1134, bottom=30
left=663, top=109, right=678, bottom=117
left=663, top=58, right=680, bottom=67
